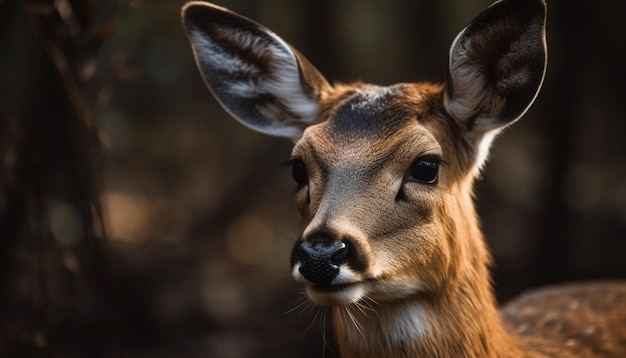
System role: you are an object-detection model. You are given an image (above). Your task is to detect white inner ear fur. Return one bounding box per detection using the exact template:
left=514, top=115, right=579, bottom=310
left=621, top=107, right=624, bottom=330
left=444, top=29, right=496, bottom=173
left=188, top=25, right=319, bottom=138
left=444, top=26, right=541, bottom=174
left=444, top=28, right=487, bottom=124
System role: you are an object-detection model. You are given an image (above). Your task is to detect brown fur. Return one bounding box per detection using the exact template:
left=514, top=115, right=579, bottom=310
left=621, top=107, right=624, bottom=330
left=182, top=1, right=626, bottom=356
left=301, top=82, right=626, bottom=358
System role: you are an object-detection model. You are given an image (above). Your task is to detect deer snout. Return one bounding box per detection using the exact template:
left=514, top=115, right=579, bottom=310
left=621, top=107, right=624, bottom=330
left=291, top=233, right=369, bottom=285
left=291, top=239, right=347, bottom=285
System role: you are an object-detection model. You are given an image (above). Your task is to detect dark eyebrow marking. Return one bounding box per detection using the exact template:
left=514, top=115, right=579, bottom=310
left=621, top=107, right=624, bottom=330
left=328, top=86, right=413, bottom=140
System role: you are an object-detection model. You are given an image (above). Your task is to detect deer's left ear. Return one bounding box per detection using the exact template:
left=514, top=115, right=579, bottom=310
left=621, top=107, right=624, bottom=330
left=444, top=0, right=547, bottom=137
left=182, top=2, right=332, bottom=140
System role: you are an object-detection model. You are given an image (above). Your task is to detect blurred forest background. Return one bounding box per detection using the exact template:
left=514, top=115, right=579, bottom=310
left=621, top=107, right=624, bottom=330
left=1, top=0, right=625, bottom=357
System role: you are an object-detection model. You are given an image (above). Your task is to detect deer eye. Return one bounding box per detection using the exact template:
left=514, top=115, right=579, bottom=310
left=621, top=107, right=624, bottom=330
left=410, top=155, right=441, bottom=184
left=291, top=159, right=308, bottom=187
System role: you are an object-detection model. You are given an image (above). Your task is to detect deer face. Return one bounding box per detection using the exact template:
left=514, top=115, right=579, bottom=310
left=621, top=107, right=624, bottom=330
left=288, top=84, right=466, bottom=306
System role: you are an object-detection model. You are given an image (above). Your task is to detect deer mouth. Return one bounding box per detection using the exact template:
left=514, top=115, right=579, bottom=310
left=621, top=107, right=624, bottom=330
left=311, top=283, right=354, bottom=293
left=305, top=282, right=366, bottom=306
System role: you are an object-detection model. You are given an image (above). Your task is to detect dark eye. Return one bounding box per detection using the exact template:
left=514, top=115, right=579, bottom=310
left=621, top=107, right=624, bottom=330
left=410, top=155, right=441, bottom=184
left=291, top=159, right=308, bottom=187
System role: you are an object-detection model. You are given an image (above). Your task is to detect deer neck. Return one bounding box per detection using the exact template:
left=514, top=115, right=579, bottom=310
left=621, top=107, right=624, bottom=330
left=332, top=263, right=525, bottom=358
left=332, top=190, right=525, bottom=358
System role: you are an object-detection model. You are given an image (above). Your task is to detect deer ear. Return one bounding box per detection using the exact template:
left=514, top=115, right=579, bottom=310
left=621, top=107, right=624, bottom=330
left=182, top=2, right=332, bottom=140
left=444, top=0, right=547, bottom=135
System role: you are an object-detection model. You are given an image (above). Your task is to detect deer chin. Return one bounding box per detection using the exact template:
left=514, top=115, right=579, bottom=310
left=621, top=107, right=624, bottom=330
left=304, top=277, right=426, bottom=307
left=305, top=282, right=366, bottom=306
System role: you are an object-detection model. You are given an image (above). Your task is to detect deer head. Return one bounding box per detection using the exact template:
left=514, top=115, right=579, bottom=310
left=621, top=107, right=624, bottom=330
left=182, top=0, right=548, bottom=356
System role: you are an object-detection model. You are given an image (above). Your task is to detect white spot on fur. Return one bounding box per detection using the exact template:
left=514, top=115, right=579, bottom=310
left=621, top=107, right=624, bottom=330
left=391, top=304, right=428, bottom=340
left=339, top=301, right=428, bottom=348
left=517, top=323, right=530, bottom=333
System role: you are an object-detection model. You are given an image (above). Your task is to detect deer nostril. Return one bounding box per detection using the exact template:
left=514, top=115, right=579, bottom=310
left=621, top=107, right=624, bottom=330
left=330, top=242, right=348, bottom=265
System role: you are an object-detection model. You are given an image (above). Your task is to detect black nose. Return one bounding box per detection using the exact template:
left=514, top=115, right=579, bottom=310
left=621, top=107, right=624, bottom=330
left=292, top=241, right=349, bottom=285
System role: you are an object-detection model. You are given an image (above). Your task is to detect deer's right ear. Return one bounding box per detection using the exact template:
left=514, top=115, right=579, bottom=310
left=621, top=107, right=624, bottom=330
left=182, top=2, right=332, bottom=140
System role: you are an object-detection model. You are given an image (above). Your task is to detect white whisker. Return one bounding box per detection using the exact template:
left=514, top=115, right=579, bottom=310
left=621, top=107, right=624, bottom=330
left=303, top=306, right=321, bottom=336
left=321, top=307, right=328, bottom=358
left=284, top=298, right=311, bottom=316
left=353, top=300, right=370, bottom=317
left=344, top=306, right=365, bottom=338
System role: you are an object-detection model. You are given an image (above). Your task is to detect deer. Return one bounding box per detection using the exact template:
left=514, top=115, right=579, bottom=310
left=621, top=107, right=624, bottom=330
left=181, top=0, right=626, bottom=357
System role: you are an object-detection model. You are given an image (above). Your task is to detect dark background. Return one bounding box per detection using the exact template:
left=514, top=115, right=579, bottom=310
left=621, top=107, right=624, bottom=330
left=1, top=0, right=625, bottom=357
